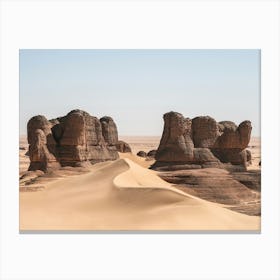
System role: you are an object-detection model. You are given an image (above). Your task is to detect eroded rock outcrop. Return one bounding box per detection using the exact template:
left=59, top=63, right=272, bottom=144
left=152, top=111, right=252, bottom=171
left=192, top=116, right=219, bottom=148
left=158, top=168, right=260, bottom=216
left=137, top=151, right=147, bottom=158
left=27, top=110, right=119, bottom=172
left=147, top=149, right=157, bottom=158
left=116, top=140, right=132, bottom=153
left=27, top=115, right=61, bottom=172
left=211, top=120, right=252, bottom=166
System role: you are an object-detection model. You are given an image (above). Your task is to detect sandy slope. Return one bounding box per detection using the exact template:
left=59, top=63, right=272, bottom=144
left=20, top=156, right=260, bottom=231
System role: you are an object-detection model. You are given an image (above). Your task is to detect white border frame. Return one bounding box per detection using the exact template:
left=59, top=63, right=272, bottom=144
left=1, top=1, right=279, bottom=279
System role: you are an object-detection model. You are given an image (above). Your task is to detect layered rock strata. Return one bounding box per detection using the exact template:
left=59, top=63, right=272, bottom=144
left=152, top=111, right=252, bottom=171
left=158, top=168, right=260, bottom=216
left=27, top=110, right=119, bottom=172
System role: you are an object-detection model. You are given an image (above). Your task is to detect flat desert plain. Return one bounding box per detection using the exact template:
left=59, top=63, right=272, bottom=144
left=19, top=136, right=261, bottom=231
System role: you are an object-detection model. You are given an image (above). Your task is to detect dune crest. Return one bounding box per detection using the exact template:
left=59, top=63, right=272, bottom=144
left=20, top=157, right=260, bottom=231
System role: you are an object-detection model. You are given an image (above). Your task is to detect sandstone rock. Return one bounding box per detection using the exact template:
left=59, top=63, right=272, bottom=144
left=193, top=148, right=220, bottom=165
left=137, top=151, right=147, bottom=158
left=116, top=140, right=132, bottom=153
left=213, top=120, right=252, bottom=149
left=27, top=109, right=119, bottom=172
left=100, top=116, right=118, bottom=145
left=231, top=170, right=261, bottom=191
left=150, top=163, right=202, bottom=171
left=212, top=120, right=252, bottom=168
left=153, top=112, right=221, bottom=170
left=158, top=168, right=260, bottom=215
left=155, top=112, right=194, bottom=163
left=239, top=121, right=252, bottom=146
left=147, top=149, right=157, bottom=158
left=192, top=116, right=219, bottom=148
left=152, top=111, right=252, bottom=171
left=218, top=121, right=237, bottom=133
left=27, top=116, right=61, bottom=172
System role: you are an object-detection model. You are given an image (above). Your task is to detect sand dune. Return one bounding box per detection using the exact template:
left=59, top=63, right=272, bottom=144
left=20, top=157, right=260, bottom=231
left=118, top=152, right=155, bottom=168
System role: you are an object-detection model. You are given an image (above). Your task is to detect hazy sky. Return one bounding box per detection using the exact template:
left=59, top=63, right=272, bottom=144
left=20, top=49, right=260, bottom=136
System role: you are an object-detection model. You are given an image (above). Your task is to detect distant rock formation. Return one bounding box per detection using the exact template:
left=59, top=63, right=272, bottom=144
left=27, top=110, right=119, bottom=172
left=151, top=111, right=252, bottom=171
left=147, top=149, right=157, bottom=158
left=137, top=150, right=157, bottom=159
left=137, top=151, right=147, bottom=158
left=116, top=140, right=132, bottom=153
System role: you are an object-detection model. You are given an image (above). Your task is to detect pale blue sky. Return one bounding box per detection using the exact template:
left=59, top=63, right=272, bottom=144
left=20, top=49, right=260, bottom=136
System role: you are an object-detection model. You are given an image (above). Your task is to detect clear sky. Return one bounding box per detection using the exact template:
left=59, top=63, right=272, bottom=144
left=20, top=49, right=260, bottom=136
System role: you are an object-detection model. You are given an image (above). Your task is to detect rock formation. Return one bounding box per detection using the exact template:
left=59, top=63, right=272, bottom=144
left=27, top=115, right=61, bottom=172
left=100, top=116, right=118, bottom=146
left=152, top=111, right=252, bottom=171
left=147, top=149, right=157, bottom=158
left=116, top=140, right=132, bottom=153
left=192, top=116, right=219, bottom=148
left=211, top=120, right=252, bottom=166
left=137, top=151, right=147, bottom=158
left=27, top=110, right=119, bottom=172
left=158, top=168, right=260, bottom=216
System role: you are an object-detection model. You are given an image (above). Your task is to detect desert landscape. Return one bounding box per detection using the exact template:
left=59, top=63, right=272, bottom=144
left=19, top=110, right=261, bottom=231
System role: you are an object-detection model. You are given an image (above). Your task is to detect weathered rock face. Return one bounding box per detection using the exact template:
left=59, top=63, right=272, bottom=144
left=218, top=121, right=237, bottom=133
left=27, top=116, right=61, bottom=172
left=214, top=120, right=252, bottom=149
left=156, top=112, right=194, bottom=163
left=147, top=149, right=157, bottom=158
left=192, top=116, right=219, bottom=148
left=152, top=111, right=252, bottom=171
left=27, top=110, right=119, bottom=172
left=116, top=140, right=132, bottom=153
left=158, top=168, right=261, bottom=216
left=153, top=112, right=220, bottom=170
left=211, top=120, right=252, bottom=165
left=100, top=116, right=118, bottom=146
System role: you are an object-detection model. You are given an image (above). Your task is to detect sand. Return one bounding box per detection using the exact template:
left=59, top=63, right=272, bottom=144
left=247, top=137, right=261, bottom=170
left=20, top=156, right=260, bottom=231
left=119, top=136, right=160, bottom=154
left=19, top=136, right=260, bottom=231
left=19, top=135, right=30, bottom=174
